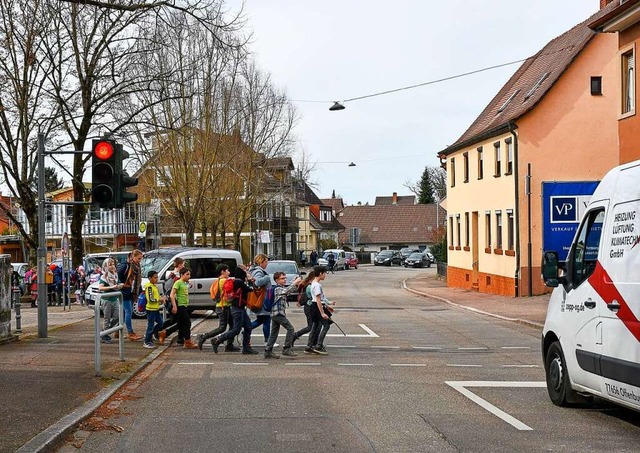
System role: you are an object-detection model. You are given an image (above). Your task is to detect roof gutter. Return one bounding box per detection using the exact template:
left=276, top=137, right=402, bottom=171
left=439, top=123, right=512, bottom=157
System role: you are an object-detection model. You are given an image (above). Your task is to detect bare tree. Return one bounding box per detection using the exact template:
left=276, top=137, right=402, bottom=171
left=0, top=0, right=58, bottom=261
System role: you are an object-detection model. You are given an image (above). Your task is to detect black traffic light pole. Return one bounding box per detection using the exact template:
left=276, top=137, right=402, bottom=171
left=36, top=135, right=137, bottom=338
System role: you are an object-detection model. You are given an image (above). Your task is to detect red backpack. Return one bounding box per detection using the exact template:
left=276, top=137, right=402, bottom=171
left=223, top=278, right=245, bottom=307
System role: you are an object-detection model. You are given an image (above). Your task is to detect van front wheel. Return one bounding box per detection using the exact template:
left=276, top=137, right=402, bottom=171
left=545, top=341, right=576, bottom=406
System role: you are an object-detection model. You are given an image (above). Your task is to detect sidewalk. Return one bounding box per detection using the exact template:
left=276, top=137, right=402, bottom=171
left=403, top=272, right=549, bottom=328
left=0, top=305, right=170, bottom=453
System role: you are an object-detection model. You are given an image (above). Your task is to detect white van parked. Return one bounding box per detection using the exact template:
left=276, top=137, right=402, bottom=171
left=542, top=159, right=640, bottom=411
left=317, top=249, right=347, bottom=270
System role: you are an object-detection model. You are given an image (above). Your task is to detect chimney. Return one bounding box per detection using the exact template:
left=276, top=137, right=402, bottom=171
left=392, top=192, right=398, bottom=205
left=600, top=0, right=614, bottom=9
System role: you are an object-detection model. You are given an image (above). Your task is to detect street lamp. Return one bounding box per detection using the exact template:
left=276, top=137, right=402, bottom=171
left=329, top=102, right=345, bottom=111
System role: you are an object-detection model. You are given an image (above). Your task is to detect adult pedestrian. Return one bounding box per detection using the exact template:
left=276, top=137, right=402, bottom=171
left=117, top=250, right=144, bottom=341
left=25, top=266, right=37, bottom=307
left=249, top=253, right=273, bottom=346
left=210, top=266, right=259, bottom=355
left=327, top=251, right=336, bottom=274
left=310, top=250, right=318, bottom=267
left=98, top=258, right=123, bottom=344
left=158, top=257, right=184, bottom=345
left=52, top=263, right=63, bottom=305
left=300, top=250, right=307, bottom=268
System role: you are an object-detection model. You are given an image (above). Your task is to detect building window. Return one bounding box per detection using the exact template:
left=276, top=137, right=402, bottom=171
left=507, top=210, right=514, bottom=250
left=284, top=204, right=291, bottom=218
left=622, top=49, right=635, bottom=115
left=449, top=217, right=454, bottom=247
left=590, top=76, right=602, bottom=96
left=477, top=147, right=483, bottom=180
left=494, top=142, right=501, bottom=177
left=485, top=211, right=491, bottom=248
left=464, top=212, right=470, bottom=247
left=456, top=215, right=461, bottom=247
left=505, top=138, right=513, bottom=175
left=450, top=157, right=456, bottom=187
left=463, top=152, right=469, bottom=183
left=496, top=210, right=503, bottom=249
left=88, top=205, right=101, bottom=221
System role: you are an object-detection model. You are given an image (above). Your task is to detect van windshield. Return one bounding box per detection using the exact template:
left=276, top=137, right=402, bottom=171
left=141, top=251, right=176, bottom=277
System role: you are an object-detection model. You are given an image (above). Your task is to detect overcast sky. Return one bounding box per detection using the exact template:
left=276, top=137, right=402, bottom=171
left=229, top=1, right=602, bottom=205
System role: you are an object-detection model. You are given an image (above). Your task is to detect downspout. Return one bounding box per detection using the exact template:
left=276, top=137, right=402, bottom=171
left=509, top=123, right=521, bottom=297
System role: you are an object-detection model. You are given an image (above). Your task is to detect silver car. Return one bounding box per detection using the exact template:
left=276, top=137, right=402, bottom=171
left=265, top=260, right=305, bottom=301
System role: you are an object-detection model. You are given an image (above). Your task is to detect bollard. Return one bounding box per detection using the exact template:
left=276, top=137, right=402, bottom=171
left=13, top=285, right=21, bottom=334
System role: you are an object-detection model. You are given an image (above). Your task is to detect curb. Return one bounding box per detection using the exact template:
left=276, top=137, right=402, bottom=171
left=401, top=277, right=544, bottom=330
left=16, top=311, right=215, bottom=452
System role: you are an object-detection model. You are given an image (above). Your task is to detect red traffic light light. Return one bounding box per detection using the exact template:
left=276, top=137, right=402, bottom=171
left=94, top=141, right=114, bottom=160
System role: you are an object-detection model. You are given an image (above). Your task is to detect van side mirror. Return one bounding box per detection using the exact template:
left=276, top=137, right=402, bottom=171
left=542, top=251, right=559, bottom=287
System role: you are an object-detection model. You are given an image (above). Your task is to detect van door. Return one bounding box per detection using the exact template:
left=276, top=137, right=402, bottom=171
left=597, top=196, right=640, bottom=408
left=561, top=206, right=607, bottom=392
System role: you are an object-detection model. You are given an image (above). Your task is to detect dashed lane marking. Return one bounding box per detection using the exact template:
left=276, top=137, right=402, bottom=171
left=445, top=381, right=547, bottom=431
left=390, top=363, right=427, bottom=367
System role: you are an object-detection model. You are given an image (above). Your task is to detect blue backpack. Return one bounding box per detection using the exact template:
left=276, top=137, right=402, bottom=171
left=137, top=292, right=147, bottom=312
left=262, top=286, right=276, bottom=311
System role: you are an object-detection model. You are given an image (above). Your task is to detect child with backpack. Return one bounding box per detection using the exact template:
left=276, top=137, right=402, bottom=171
left=197, top=264, right=238, bottom=352
left=292, top=271, right=315, bottom=347
left=143, top=270, right=165, bottom=349
left=264, top=271, right=303, bottom=359
left=306, top=265, right=334, bottom=355
left=210, top=266, right=259, bottom=355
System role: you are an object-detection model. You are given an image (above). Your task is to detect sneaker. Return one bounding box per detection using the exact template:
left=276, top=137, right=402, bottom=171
left=313, top=346, right=328, bottom=355
left=158, top=330, right=166, bottom=345
left=225, top=343, right=240, bottom=352
left=101, top=335, right=112, bottom=344
left=264, top=342, right=280, bottom=348
left=264, top=350, right=280, bottom=359
left=197, top=334, right=206, bottom=351
left=143, top=342, right=155, bottom=349
left=242, top=348, right=259, bottom=355
left=282, top=349, right=298, bottom=357
left=211, top=337, right=220, bottom=354
left=304, top=347, right=317, bottom=354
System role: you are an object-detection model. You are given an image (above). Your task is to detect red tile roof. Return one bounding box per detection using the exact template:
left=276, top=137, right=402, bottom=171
left=337, top=204, right=445, bottom=245
left=319, top=198, right=345, bottom=213
left=375, top=195, right=415, bottom=206
left=441, top=3, right=618, bottom=155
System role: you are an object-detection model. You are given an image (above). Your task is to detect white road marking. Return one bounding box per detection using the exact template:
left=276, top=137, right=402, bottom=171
left=176, top=362, right=215, bottom=365
left=446, top=381, right=547, bottom=431
left=447, top=364, right=482, bottom=367
left=337, top=363, right=373, bottom=366
left=390, top=363, right=426, bottom=367
left=285, top=362, right=321, bottom=366
left=412, top=346, right=442, bottom=350
left=501, top=346, right=531, bottom=350
left=232, top=363, right=268, bottom=366
left=458, top=347, right=488, bottom=350
left=502, top=364, right=539, bottom=368
left=371, top=346, right=400, bottom=349
left=273, top=323, right=379, bottom=338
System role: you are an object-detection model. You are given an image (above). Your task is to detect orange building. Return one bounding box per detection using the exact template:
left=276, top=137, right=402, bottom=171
left=591, top=0, right=640, bottom=164
left=439, top=5, right=620, bottom=296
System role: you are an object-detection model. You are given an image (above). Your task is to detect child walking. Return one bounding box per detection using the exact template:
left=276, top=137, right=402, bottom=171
left=306, top=266, right=334, bottom=355
left=264, top=271, right=302, bottom=359
left=143, top=271, right=165, bottom=349
left=170, top=267, right=198, bottom=349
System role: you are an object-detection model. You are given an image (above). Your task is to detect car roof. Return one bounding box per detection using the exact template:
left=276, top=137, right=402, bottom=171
left=267, top=260, right=296, bottom=264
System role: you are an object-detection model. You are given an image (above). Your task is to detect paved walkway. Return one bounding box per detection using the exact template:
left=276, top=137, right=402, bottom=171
left=0, top=275, right=550, bottom=452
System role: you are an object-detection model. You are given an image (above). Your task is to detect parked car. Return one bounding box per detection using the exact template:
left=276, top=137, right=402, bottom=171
left=84, top=252, right=132, bottom=308
left=11, top=262, right=29, bottom=294
left=317, top=249, right=347, bottom=270
left=422, top=249, right=435, bottom=266
left=373, top=250, right=401, bottom=266
left=344, top=252, right=359, bottom=269
left=265, top=260, right=305, bottom=301
left=404, top=252, right=431, bottom=268
left=399, top=248, right=420, bottom=264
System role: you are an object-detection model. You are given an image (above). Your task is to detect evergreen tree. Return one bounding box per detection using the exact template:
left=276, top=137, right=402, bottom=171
left=418, top=167, right=435, bottom=204
left=44, top=167, right=64, bottom=193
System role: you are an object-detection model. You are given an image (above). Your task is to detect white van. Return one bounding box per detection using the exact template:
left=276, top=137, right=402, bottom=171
left=541, top=159, right=640, bottom=411
left=317, top=249, right=347, bottom=270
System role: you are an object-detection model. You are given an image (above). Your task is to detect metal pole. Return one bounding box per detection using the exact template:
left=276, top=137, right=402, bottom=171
left=13, top=283, right=22, bottom=334
left=37, top=134, right=48, bottom=338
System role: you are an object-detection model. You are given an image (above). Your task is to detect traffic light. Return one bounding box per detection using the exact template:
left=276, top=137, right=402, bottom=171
left=91, top=139, right=117, bottom=208
left=114, top=143, right=138, bottom=209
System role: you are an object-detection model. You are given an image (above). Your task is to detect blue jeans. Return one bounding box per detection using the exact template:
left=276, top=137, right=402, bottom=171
left=251, top=314, right=271, bottom=341
left=122, top=298, right=133, bottom=333
left=218, top=306, right=253, bottom=350
left=145, top=311, right=163, bottom=344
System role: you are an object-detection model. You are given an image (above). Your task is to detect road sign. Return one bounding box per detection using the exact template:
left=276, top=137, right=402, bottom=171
left=138, top=221, right=147, bottom=238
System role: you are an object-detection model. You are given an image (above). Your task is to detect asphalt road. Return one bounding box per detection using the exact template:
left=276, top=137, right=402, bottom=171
left=57, top=266, right=640, bottom=453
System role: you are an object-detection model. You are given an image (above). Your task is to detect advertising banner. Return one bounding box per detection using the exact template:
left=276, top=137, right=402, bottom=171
left=542, top=181, right=600, bottom=261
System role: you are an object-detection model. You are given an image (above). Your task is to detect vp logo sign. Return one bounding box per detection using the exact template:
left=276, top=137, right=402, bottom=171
left=550, top=196, right=591, bottom=223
